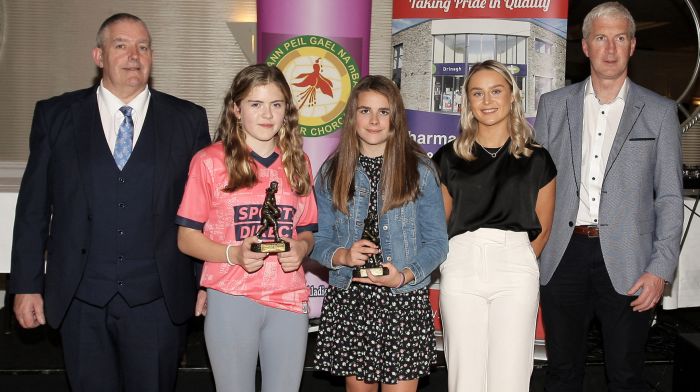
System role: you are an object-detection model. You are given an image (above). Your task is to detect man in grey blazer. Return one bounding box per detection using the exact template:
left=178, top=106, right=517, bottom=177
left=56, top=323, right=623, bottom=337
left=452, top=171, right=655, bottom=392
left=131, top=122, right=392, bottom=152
left=534, top=2, right=683, bottom=391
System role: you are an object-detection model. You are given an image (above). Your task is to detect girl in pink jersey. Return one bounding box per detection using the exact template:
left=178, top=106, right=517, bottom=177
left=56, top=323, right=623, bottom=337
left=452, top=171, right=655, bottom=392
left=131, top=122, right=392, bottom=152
left=176, top=64, right=317, bottom=392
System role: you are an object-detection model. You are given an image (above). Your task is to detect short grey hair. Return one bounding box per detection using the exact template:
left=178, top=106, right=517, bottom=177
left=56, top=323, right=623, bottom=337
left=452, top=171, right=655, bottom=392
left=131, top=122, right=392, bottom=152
left=96, top=13, right=150, bottom=48
left=582, top=2, right=636, bottom=39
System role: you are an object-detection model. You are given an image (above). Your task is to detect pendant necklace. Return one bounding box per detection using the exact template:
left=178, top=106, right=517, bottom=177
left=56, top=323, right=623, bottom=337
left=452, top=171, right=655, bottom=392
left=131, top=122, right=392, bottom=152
left=477, top=140, right=506, bottom=158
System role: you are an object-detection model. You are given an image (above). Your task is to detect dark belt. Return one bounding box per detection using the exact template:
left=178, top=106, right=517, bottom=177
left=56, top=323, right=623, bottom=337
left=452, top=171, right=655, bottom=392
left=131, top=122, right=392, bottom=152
left=573, top=225, right=599, bottom=238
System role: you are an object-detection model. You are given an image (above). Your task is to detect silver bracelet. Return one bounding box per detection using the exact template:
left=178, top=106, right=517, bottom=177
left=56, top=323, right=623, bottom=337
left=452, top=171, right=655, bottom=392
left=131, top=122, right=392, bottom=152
left=225, top=244, right=235, bottom=266
left=395, top=271, right=406, bottom=289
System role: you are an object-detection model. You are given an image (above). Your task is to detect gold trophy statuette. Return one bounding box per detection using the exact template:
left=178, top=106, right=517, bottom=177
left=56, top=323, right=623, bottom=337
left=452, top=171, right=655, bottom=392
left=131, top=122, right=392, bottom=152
left=251, top=181, right=290, bottom=253
left=352, top=211, right=389, bottom=278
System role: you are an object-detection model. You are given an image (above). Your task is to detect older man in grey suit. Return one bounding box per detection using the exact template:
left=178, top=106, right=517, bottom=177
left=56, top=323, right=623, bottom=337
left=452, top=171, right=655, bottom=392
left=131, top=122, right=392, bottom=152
left=534, top=2, right=683, bottom=391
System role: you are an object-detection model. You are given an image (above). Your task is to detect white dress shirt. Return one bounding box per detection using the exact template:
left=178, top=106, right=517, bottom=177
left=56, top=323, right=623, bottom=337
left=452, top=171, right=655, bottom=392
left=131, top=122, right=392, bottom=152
left=96, top=81, right=151, bottom=154
left=576, top=78, right=629, bottom=226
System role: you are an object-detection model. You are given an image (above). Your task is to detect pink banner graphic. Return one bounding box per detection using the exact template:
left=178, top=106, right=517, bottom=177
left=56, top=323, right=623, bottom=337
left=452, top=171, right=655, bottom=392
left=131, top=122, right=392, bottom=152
left=258, top=0, right=372, bottom=319
left=393, top=0, right=567, bottom=19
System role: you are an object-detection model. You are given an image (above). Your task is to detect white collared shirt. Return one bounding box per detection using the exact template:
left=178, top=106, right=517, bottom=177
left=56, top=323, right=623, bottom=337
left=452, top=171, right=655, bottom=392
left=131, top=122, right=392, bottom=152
left=96, top=81, right=151, bottom=153
left=576, top=77, right=629, bottom=226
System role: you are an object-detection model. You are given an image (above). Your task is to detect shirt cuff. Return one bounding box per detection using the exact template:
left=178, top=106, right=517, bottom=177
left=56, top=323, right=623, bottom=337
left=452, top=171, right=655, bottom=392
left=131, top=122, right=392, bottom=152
left=296, top=223, right=318, bottom=234
left=175, top=215, right=205, bottom=231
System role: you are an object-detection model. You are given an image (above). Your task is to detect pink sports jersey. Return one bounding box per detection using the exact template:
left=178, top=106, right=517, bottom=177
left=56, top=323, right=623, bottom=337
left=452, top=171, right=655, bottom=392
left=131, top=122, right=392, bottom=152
left=176, top=142, right=318, bottom=313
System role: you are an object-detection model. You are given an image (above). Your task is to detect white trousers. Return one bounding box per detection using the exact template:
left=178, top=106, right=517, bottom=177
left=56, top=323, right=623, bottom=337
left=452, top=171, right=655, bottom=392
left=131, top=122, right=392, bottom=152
left=440, top=228, right=540, bottom=392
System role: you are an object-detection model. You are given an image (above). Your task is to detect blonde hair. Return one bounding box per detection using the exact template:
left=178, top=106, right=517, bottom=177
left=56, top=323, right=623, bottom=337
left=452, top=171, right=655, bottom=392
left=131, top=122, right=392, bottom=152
left=582, top=2, right=636, bottom=39
left=214, top=64, right=311, bottom=195
left=454, top=60, right=534, bottom=161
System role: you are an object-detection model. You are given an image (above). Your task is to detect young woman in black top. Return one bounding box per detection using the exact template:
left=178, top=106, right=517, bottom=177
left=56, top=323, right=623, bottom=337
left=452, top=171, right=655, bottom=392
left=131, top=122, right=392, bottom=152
left=433, top=60, right=557, bottom=392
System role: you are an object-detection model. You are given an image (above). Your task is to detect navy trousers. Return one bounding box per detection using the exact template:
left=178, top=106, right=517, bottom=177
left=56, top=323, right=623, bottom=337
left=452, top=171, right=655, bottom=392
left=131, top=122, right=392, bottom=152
left=540, top=233, right=653, bottom=392
left=60, top=295, right=187, bottom=392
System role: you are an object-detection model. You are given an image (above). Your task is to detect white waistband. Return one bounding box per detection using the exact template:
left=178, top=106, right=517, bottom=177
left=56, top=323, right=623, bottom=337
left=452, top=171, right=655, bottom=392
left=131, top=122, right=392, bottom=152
left=451, top=228, right=530, bottom=246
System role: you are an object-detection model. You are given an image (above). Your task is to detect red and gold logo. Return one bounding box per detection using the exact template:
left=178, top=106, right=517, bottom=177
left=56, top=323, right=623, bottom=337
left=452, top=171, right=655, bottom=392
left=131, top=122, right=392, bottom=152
left=267, top=35, right=360, bottom=137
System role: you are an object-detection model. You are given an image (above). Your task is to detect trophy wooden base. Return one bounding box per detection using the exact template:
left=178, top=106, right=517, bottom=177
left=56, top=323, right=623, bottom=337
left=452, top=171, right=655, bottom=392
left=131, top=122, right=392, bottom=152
left=251, top=241, right=290, bottom=253
left=352, top=267, right=389, bottom=278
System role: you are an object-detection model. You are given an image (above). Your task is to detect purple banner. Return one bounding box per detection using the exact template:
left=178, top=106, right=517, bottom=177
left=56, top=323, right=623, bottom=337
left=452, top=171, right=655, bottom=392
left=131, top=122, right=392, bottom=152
left=489, top=63, right=528, bottom=78
left=257, top=0, right=372, bottom=319
left=258, top=0, right=371, bottom=177
left=407, top=109, right=459, bottom=157
left=257, top=0, right=370, bottom=75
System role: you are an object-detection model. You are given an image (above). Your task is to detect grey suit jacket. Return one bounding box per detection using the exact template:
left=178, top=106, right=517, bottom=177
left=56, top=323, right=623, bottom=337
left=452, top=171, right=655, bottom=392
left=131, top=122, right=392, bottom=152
left=534, top=79, right=683, bottom=295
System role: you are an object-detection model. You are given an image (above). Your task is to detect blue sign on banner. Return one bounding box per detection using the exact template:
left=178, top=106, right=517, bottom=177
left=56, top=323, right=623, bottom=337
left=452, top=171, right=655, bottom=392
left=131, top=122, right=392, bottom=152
left=435, top=63, right=527, bottom=77
left=465, top=63, right=527, bottom=77
left=433, top=63, right=466, bottom=76
left=503, top=63, right=528, bottom=77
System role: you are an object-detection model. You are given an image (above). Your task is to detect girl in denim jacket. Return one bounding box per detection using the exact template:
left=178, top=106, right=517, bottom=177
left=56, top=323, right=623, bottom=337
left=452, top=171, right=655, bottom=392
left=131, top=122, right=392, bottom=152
left=312, top=75, right=449, bottom=392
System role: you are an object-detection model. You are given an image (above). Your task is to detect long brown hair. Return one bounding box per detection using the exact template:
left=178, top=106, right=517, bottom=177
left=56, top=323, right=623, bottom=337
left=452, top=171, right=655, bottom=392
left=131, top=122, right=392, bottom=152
left=214, top=64, right=311, bottom=195
left=454, top=60, right=535, bottom=161
left=320, top=75, right=425, bottom=215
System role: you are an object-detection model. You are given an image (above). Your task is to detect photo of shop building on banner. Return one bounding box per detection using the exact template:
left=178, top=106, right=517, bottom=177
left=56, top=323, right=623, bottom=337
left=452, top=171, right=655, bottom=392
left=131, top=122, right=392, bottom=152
left=393, top=19, right=566, bottom=118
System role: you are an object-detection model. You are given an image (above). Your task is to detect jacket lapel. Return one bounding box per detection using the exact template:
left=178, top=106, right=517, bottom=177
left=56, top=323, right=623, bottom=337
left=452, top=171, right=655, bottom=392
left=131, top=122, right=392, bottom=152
left=604, top=82, right=643, bottom=178
left=565, top=82, right=586, bottom=190
left=72, top=86, right=100, bottom=213
left=149, top=91, right=173, bottom=212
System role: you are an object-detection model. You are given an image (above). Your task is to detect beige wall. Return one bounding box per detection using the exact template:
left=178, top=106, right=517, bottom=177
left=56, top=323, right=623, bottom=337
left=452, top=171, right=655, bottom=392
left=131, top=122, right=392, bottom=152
left=0, top=0, right=392, bottom=164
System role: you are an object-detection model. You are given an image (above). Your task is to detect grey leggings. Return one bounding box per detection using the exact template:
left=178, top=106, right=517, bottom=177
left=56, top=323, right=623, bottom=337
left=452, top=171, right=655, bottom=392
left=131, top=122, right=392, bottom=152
left=205, top=289, right=309, bottom=392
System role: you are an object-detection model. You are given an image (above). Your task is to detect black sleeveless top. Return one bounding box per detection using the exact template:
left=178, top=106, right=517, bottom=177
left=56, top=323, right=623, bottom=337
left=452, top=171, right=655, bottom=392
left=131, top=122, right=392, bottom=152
left=432, top=139, right=557, bottom=241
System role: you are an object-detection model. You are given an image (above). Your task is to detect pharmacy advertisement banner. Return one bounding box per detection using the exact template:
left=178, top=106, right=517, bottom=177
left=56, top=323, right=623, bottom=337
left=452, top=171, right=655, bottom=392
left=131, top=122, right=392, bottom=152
left=393, top=0, right=568, bottom=157
left=393, top=0, right=569, bottom=339
left=258, top=0, right=371, bottom=318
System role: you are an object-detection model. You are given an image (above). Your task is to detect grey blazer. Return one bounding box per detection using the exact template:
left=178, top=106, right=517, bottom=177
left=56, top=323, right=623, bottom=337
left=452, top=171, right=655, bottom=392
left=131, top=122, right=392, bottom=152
left=534, top=79, right=683, bottom=295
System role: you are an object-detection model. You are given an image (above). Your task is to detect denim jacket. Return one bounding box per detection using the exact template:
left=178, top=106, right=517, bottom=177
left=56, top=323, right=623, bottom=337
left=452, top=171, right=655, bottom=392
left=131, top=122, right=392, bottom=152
left=311, top=157, right=449, bottom=293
